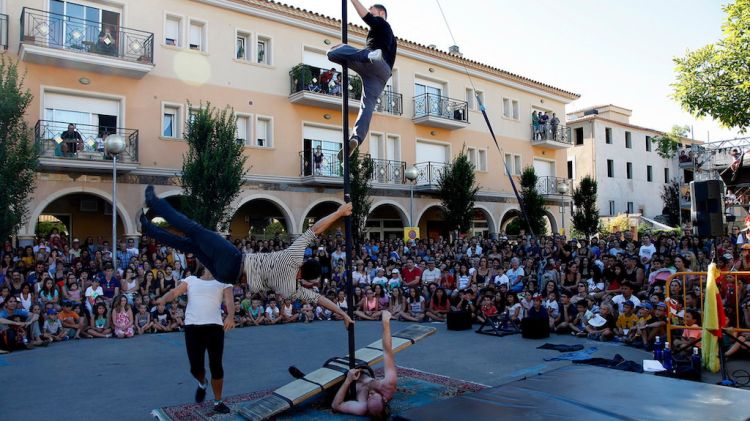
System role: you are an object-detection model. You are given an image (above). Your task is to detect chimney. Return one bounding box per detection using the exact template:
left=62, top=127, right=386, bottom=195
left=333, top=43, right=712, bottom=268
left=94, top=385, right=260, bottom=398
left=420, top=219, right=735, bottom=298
left=448, top=45, right=462, bottom=57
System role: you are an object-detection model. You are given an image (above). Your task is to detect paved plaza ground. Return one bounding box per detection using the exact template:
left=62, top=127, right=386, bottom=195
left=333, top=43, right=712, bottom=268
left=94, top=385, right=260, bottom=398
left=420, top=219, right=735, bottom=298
left=2, top=320, right=747, bottom=420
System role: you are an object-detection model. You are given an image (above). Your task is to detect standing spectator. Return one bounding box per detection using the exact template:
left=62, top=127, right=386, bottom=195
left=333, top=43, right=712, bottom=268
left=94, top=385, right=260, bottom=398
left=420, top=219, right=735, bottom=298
left=112, top=295, right=134, bottom=338
left=531, top=111, right=540, bottom=140
left=313, top=146, right=325, bottom=175
left=320, top=68, right=335, bottom=94
left=539, top=112, right=550, bottom=139
left=550, top=113, right=560, bottom=140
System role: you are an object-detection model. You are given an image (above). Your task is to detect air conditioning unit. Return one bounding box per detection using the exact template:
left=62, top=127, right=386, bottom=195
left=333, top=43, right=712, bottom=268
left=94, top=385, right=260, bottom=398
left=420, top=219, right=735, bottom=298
left=80, top=199, right=98, bottom=212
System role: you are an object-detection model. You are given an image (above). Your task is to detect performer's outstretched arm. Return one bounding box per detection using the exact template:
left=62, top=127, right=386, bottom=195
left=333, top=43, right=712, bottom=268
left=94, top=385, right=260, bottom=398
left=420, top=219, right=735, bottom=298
left=317, top=294, right=353, bottom=328
left=350, top=0, right=368, bottom=19
left=379, top=310, right=397, bottom=397
left=311, top=203, right=352, bottom=236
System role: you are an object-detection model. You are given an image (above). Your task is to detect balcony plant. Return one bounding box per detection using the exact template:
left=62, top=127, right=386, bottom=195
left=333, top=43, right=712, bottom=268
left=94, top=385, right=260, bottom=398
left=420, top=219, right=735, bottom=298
left=290, top=64, right=313, bottom=92
left=349, top=75, right=363, bottom=100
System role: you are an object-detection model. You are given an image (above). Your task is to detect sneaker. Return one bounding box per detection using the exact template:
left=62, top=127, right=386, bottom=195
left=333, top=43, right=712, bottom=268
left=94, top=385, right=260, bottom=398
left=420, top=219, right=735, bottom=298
left=213, top=401, right=230, bottom=414
left=195, top=384, right=207, bottom=403
left=368, top=49, right=383, bottom=63
left=337, top=137, right=361, bottom=162
left=288, top=366, right=305, bottom=379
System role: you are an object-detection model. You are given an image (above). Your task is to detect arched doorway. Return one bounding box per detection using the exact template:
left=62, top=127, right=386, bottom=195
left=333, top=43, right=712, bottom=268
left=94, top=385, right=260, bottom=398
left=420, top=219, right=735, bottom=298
left=230, top=198, right=292, bottom=240
left=416, top=205, right=446, bottom=240
left=500, top=209, right=523, bottom=236
left=367, top=202, right=408, bottom=240
left=35, top=193, right=126, bottom=245
left=300, top=200, right=343, bottom=235
left=472, top=207, right=497, bottom=238
left=543, top=210, right=558, bottom=235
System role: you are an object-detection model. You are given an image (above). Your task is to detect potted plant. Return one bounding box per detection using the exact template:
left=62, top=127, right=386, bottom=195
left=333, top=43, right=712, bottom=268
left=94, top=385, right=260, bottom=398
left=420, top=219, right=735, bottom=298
left=349, top=75, right=363, bottom=101
left=290, top=64, right=313, bottom=93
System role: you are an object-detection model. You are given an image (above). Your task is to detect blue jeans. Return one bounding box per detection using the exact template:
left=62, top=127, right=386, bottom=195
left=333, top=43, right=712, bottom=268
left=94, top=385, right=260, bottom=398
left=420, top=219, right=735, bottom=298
left=327, top=44, right=391, bottom=142
left=142, top=187, right=242, bottom=283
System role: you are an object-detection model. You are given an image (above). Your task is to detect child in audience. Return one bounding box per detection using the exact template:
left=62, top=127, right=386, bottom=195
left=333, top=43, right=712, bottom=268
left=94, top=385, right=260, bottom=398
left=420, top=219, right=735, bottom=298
left=87, top=303, right=112, bottom=338
left=248, top=297, right=265, bottom=326
left=135, top=304, right=152, bottom=334
left=151, top=302, right=174, bottom=333
left=299, top=299, right=315, bottom=323
left=281, top=298, right=296, bottom=323
left=42, top=309, right=67, bottom=342
left=477, top=295, right=498, bottom=324
left=265, top=298, right=281, bottom=325
left=570, top=300, right=593, bottom=337
left=673, top=309, right=702, bottom=352
left=615, top=300, right=638, bottom=341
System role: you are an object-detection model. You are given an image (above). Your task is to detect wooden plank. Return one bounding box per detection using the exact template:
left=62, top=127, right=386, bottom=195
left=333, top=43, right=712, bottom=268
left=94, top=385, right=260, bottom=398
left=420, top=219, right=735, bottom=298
left=354, top=347, right=385, bottom=365
left=237, top=394, right=290, bottom=421
left=367, top=337, right=411, bottom=352
left=304, top=367, right=345, bottom=390
left=275, top=379, right=320, bottom=405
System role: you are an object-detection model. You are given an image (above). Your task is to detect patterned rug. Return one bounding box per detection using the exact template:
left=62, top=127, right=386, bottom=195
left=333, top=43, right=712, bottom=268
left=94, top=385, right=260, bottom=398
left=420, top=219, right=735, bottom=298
left=151, top=367, right=487, bottom=420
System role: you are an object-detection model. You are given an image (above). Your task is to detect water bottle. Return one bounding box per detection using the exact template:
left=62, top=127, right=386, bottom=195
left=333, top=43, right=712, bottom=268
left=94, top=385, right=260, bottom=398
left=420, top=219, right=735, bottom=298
left=653, top=336, right=663, bottom=362
left=691, top=347, right=701, bottom=372
left=663, top=342, right=673, bottom=371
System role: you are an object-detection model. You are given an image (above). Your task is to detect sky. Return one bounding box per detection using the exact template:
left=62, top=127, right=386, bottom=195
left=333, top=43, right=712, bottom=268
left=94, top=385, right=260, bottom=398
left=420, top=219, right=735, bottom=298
left=281, top=0, right=741, bottom=142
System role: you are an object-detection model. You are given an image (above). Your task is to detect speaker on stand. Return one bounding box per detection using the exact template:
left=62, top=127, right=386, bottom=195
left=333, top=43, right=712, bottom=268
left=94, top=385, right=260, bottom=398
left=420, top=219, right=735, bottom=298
left=690, top=180, right=725, bottom=237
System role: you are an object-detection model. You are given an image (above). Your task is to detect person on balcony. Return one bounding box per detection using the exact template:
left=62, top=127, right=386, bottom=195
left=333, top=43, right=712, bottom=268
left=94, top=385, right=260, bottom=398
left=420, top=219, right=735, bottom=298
left=327, top=1, right=396, bottom=160
left=531, top=111, right=540, bottom=140
left=539, top=112, right=550, bottom=140
left=96, top=24, right=118, bottom=56
left=320, top=68, right=336, bottom=94
left=313, top=145, right=325, bottom=175
left=60, top=123, right=83, bottom=157
left=550, top=113, right=560, bottom=141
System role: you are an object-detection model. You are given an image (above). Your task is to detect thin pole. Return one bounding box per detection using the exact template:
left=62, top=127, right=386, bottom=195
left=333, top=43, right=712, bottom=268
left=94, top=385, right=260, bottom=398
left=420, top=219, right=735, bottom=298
left=409, top=184, right=414, bottom=226
left=112, top=154, right=118, bottom=270
left=341, top=0, right=356, bottom=376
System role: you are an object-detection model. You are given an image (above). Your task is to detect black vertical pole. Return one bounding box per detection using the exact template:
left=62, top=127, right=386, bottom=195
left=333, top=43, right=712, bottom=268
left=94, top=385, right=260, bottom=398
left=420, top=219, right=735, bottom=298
left=341, top=0, right=357, bottom=377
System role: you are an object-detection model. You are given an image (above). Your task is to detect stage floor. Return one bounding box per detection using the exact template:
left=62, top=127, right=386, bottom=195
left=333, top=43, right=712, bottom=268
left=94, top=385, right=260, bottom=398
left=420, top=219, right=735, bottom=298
left=398, top=365, right=750, bottom=421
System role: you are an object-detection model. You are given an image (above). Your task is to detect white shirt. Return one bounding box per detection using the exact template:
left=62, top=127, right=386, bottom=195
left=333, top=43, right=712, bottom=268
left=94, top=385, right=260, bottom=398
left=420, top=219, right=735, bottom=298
left=266, top=305, right=280, bottom=320
left=183, top=276, right=231, bottom=326
left=639, top=244, right=656, bottom=261
left=422, top=268, right=441, bottom=284
left=493, top=274, right=510, bottom=286
left=612, top=294, right=641, bottom=314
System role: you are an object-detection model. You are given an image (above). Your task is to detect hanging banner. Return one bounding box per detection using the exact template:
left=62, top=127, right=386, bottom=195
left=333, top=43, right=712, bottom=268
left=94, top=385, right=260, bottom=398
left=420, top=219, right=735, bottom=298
left=404, top=227, right=419, bottom=242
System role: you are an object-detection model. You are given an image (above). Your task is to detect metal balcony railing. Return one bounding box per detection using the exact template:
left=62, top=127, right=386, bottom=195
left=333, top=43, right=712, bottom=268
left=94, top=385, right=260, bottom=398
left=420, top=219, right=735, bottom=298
left=300, top=148, right=343, bottom=178
left=530, top=123, right=572, bottom=145
left=1, top=14, right=8, bottom=50
left=35, top=120, right=139, bottom=162
left=376, top=90, right=403, bottom=116
left=289, top=63, right=362, bottom=101
left=371, top=158, right=406, bottom=184
left=413, top=161, right=449, bottom=185
left=413, top=93, right=469, bottom=123
left=21, top=7, right=154, bottom=64
left=535, top=176, right=573, bottom=195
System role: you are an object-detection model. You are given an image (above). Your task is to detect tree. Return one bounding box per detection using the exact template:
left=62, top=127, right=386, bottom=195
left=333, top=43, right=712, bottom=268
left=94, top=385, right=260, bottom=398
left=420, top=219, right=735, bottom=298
left=519, top=167, right=547, bottom=236
left=181, top=103, right=248, bottom=231
left=0, top=58, right=39, bottom=242
left=653, top=125, right=690, bottom=159
left=438, top=147, right=479, bottom=234
left=660, top=180, right=681, bottom=227
left=348, top=148, right=374, bottom=243
left=673, top=0, right=750, bottom=132
left=571, top=175, right=600, bottom=238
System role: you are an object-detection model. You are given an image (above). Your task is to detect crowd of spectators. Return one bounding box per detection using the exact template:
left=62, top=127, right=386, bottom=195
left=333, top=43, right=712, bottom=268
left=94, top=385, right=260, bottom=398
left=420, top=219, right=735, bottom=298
left=2, top=226, right=750, bottom=359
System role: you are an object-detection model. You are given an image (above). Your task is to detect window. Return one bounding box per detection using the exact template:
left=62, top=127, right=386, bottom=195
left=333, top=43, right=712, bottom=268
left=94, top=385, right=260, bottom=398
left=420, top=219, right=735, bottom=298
left=625, top=131, right=632, bottom=148
left=609, top=201, right=616, bottom=216
left=257, top=36, right=271, bottom=64
left=235, top=114, right=251, bottom=146
left=646, top=136, right=652, bottom=152
left=502, top=97, right=519, bottom=120
left=466, top=88, right=474, bottom=110
left=664, top=168, right=669, bottom=183
left=605, top=127, right=612, bottom=144
left=504, top=153, right=522, bottom=175
left=476, top=90, right=484, bottom=110
left=626, top=162, right=632, bottom=179
left=626, top=202, right=634, bottom=214
left=189, top=20, right=206, bottom=51
left=255, top=116, right=272, bottom=147
left=607, top=159, right=614, bottom=177
left=188, top=107, right=199, bottom=124
left=236, top=31, right=251, bottom=60
left=467, top=148, right=487, bottom=171
left=647, top=165, right=653, bottom=182
left=162, top=103, right=182, bottom=138
left=165, top=15, right=182, bottom=46
left=575, top=127, right=584, bottom=145
left=567, top=160, right=574, bottom=179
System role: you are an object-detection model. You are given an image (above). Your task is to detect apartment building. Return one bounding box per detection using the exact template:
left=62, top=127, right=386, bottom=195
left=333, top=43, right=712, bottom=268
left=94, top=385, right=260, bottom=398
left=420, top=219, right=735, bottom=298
left=6, top=0, right=579, bottom=244
left=566, top=105, right=694, bottom=220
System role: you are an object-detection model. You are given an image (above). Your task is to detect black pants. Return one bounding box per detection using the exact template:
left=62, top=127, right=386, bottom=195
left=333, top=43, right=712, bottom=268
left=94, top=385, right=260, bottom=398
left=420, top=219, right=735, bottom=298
left=184, top=324, right=225, bottom=380
left=142, top=186, right=242, bottom=283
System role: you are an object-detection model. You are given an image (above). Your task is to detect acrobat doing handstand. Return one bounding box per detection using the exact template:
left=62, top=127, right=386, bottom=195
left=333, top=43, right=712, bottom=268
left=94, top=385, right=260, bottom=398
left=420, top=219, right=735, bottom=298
left=139, top=185, right=354, bottom=328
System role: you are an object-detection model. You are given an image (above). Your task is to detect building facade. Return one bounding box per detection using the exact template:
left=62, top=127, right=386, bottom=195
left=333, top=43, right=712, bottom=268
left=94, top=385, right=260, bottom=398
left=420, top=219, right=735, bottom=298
left=566, top=105, right=690, bottom=220
left=6, top=0, right=579, bottom=245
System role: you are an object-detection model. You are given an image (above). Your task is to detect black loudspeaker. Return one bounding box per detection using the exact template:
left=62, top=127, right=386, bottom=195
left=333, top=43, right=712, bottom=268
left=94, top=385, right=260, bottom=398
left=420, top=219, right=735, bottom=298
left=447, top=311, right=472, bottom=331
left=691, top=180, right=725, bottom=237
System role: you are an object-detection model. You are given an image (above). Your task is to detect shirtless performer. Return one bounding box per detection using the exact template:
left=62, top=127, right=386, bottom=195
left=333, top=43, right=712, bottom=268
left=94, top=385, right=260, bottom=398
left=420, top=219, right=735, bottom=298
left=331, top=310, right=397, bottom=418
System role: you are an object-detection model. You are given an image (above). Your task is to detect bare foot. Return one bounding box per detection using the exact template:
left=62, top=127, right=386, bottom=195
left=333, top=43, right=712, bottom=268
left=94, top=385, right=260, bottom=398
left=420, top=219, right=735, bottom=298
left=382, top=310, right=392, bottom=323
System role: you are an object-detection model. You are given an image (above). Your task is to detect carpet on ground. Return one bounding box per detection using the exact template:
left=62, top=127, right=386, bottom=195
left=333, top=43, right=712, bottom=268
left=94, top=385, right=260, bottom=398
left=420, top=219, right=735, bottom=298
left=151, top=366, right=487, bottom=421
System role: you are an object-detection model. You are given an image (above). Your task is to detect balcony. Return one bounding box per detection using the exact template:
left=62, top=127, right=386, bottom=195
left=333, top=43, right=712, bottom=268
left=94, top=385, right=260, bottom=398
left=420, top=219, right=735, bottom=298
left=1, top=14, right=7, bottom=50
left=535, top=176, right=573, bottom=196
left=376, top=90, right=403, bottom=116
left=299, top=148, right=406, bottom=186
left=413, top=161, right=448, bottom=188
left=288, top=64, right=362, bottom=110
left=530, top=124, right=572, bottom=149
left=19, top=8, right=154, bottom=78
left=35, top=120, right=139, bottom=172
left=412, top=93, right=469, bottom=129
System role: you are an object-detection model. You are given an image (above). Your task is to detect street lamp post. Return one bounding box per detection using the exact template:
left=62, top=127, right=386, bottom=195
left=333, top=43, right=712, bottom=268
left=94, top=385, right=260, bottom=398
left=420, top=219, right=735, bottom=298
left=404, top=166, right=419, bottom=226
left=105, top=134, right=127, bottom=270
left=557, top=179, right=570, bottom=236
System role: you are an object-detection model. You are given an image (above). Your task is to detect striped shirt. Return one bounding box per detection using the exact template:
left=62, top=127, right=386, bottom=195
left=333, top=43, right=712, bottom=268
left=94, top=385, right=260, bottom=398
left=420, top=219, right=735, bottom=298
left=243, top=229, right=320, bottom=303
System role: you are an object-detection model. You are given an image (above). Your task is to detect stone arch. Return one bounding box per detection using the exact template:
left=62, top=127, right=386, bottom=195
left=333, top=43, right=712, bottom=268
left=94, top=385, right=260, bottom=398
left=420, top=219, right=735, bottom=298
left=499, top=208, right=523, bottom=233
left=472, top=204, right=498, bottom=235
left=369, top=200, right=410, bottom=226
left=414, top=202, right=444, bottom=230
left=543, top=209, right=558, bottom=235
left=26, top=186, right=136, bottom=236
left=298, top=197, right=345, bottom=234
left=231, top=193, right=297, bottom=236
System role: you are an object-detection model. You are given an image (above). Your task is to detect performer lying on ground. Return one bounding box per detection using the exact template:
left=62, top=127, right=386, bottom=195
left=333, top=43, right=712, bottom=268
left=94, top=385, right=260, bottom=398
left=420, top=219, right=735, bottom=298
left=328, top=1, right=396, bottom=159
left=140, top=185, right=354, bottom=328
left=154, top=264, right=234, bottom=414
left=331, top=310, right=397, bottom=418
